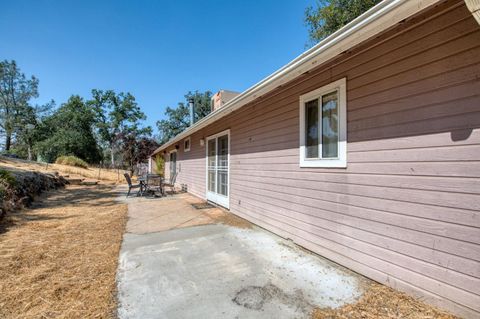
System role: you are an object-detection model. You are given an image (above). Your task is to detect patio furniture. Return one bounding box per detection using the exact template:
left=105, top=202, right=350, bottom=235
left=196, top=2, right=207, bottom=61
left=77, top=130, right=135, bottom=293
left=124, top=173, right=142, bottom=198
left=144, top=174, right=164, bottom=197
left=137, top=176, right=148, bottom=196
left=163, top=172, right=177, bottom=195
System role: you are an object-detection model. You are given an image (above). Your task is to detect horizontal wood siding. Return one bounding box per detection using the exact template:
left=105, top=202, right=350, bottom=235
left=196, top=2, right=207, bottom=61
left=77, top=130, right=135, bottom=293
left=164, top=136, right=206, bottom=199
left=169, top=1, right=480, bottom=317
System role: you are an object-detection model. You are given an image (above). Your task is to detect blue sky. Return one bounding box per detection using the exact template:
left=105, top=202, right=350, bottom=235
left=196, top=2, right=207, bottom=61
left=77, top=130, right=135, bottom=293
left=1, top=0, right=313, bottom=133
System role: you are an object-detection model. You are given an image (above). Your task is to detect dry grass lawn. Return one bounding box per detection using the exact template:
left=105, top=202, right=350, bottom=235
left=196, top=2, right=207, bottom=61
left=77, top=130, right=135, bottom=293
left=0, top=156, right=128, bottom=183
left=312, top=282, right=458, bottom=319
left=0, top=183, right=127, bottom=318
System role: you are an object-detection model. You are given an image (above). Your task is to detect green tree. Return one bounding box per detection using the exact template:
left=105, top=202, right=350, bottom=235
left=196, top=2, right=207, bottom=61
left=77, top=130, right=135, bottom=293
left=12, top=102, right=53, bottom=160
left=156, top=90, right=212, bottom=144
left=304, top=0, right=381, bottom=46
left=0, top=60, right=39, bottom=151
left=35, top=95, right=102, bottom=163
left=88, top=89, right=148, bottom=166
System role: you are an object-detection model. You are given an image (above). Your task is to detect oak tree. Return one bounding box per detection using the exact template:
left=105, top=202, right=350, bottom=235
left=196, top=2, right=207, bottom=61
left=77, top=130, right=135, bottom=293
left=305, top=0, right=381, bottom=46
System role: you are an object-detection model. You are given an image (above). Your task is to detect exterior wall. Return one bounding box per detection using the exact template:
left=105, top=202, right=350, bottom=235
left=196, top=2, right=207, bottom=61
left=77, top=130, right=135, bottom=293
left=159, top=1, right=480, bottom=317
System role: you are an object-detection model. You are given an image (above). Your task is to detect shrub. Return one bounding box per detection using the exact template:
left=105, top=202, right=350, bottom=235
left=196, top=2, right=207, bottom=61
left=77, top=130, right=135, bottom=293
left=0, top=169, right=16, bottom=187
left=154, top=155, right=165, bottom=176
left=55, top=155, right=89, bottom=169
left=0, top=169, right=16, bottom=202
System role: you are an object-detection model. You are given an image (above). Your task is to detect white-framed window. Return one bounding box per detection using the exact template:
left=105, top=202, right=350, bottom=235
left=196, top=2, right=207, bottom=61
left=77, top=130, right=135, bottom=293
left=299, top=78, right=347, bottom=168
left=184, top=137, right=191, bottom=152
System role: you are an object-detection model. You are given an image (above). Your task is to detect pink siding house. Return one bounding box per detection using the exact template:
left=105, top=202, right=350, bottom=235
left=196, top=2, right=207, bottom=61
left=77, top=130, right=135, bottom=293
left=151, top=0, right=480, bottom=317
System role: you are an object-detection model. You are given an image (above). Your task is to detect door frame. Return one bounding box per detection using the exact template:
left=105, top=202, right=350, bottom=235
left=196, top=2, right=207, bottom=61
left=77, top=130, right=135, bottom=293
left=205, top=129, right=230, bottom=209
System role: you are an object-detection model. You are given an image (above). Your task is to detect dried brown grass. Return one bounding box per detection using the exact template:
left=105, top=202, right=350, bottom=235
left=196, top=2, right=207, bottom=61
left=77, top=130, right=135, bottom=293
left=0, top=156, right=128, bottom=183
left=0, top=183, right=127, bottom=319
left=210, top=210, right=253, bottom=229
left=312, top=282, right=458, bottom=319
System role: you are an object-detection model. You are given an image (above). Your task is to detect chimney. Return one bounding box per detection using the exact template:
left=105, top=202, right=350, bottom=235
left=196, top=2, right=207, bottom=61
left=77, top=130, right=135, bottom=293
left=188, top=98, right=195, bottom=126
left=211, top=90, right=240, bottom=112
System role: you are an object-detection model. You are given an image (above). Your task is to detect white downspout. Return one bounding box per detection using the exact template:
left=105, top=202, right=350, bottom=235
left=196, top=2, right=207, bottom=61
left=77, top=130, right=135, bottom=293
left=465, top=0, right=480, bottom=25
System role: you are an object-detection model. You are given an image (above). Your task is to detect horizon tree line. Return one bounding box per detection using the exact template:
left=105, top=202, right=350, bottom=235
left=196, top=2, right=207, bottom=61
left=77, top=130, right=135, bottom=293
left=0, top=59, right=157, bottom=170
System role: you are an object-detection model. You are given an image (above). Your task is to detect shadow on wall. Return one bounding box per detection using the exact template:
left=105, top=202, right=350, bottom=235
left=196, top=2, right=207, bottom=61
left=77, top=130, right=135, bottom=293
left=451, top=128, right=473, bottom=141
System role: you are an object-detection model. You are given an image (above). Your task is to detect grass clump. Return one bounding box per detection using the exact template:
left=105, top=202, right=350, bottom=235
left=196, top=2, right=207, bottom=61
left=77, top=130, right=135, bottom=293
left=0, top=169, right=16, bottom=187
left=0, top=169, right=16, bottom=203
left=55, top=155, right=89, bottom=169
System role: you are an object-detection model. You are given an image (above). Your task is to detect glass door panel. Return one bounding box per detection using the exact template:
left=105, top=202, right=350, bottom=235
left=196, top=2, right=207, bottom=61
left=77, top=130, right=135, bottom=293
left=217, top=135, right=228, bottom=196
left=207, top=139, right=216, bottom=192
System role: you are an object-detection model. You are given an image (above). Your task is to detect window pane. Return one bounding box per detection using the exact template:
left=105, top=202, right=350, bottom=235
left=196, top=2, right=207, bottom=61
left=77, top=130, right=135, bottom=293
left=217, top=135, right=228, bottom=168
left=217, top=170, right=228, bottom=196
left=305, top=99, right=319, bottom=158
left=207, top=139, right=216, bottom=167
left=208, top=170, right=216, bottom=192
left=207, top=139, right=216, bottom=192
left=216, top=135, right=228, bottom=196
left=322, top=91, right=338, bottom=158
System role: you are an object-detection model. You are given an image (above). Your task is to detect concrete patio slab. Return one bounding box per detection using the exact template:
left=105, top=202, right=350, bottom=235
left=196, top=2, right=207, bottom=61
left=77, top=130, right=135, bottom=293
left=124, top=193, right=215, bottom=234
left=118, top=187, right=250, bottom=234
left=117, top=222, right=366, bottom=319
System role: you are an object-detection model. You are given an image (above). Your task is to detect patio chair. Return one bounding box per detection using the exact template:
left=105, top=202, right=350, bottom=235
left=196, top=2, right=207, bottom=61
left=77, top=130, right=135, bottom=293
left=163, top=172, right=177, bottom=195
left=124, top=173, right=141, bottom=198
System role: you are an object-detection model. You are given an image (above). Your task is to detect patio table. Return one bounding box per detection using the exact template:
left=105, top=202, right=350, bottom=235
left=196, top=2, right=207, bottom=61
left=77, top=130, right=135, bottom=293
left=138, top=174, right=164, bottom=197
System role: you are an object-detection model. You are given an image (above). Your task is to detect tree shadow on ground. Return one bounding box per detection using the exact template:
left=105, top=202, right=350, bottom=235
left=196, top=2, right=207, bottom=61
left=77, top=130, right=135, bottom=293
left=36, top=184, right=121, bottom=209
left=0, top=183, right=123, bottom=235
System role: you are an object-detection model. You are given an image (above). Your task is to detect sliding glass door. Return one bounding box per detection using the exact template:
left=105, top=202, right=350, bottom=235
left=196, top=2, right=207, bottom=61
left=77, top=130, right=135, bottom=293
left=206, top=130, right=229, bottom=208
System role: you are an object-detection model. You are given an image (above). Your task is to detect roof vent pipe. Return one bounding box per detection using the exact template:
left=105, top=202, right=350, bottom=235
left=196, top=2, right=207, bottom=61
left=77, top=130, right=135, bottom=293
left=188, top=98, right=195, bottom=126
left=465, top=0, right=480, bottom=25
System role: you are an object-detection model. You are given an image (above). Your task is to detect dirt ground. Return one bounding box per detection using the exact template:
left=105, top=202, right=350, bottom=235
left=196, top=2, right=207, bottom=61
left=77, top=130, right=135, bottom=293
left=0, top=183, right=127, bottom=318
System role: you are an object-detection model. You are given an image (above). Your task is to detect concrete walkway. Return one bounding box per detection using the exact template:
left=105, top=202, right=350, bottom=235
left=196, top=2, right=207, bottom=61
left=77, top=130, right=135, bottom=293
left=116, top=190, right=367, bottom=319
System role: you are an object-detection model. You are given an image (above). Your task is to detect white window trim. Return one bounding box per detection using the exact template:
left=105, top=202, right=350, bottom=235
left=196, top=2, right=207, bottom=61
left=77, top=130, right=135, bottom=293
left=184, top=137, right=191, bottom=152
left=299, top=77, right=347, bottom=168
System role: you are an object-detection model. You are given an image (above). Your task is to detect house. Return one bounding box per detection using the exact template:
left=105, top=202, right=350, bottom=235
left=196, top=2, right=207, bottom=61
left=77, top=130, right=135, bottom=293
left=150, top=0, right=480, bottom=317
